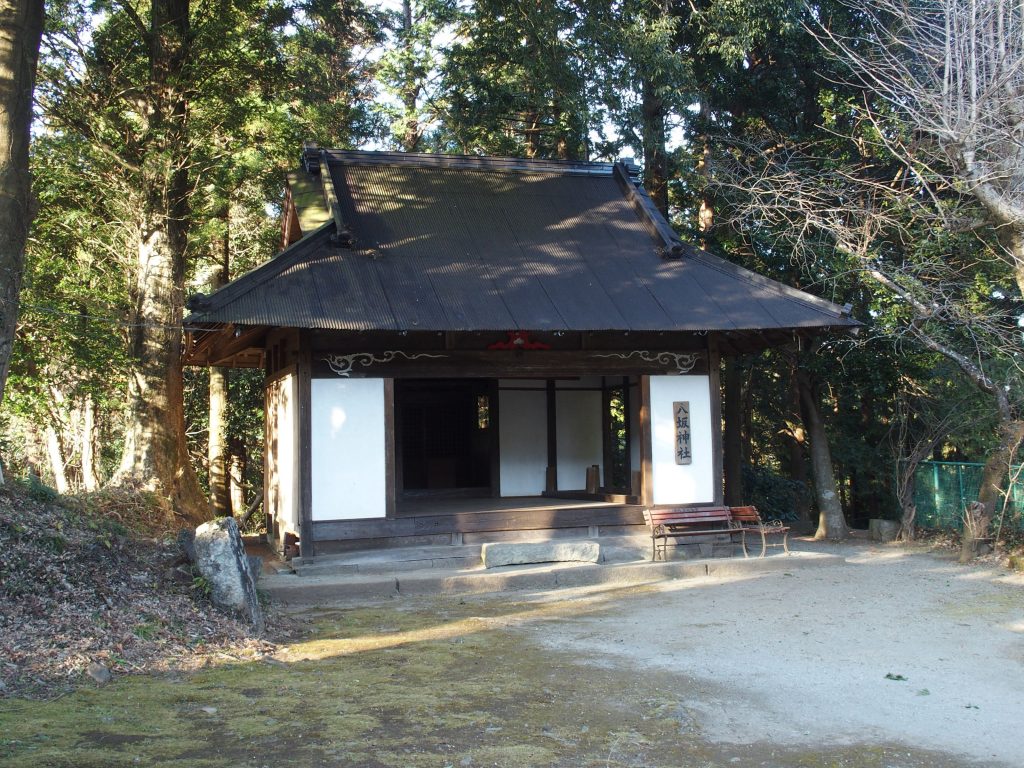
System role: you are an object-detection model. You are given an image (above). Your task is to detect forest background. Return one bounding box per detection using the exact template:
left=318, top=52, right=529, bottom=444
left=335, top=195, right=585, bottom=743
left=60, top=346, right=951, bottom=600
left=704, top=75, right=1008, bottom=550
left=0, top=0, right=1021, bottom=556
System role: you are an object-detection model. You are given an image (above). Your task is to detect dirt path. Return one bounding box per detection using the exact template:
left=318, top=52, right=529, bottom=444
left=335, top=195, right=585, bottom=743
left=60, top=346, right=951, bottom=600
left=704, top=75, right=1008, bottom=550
left=527, top=544, right=1024, bottom=766
left=3, top=542, right=1021, bottom=767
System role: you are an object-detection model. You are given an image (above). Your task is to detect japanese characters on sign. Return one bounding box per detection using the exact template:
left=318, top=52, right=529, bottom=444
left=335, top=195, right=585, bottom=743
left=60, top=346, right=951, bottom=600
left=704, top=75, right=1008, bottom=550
left=673, top=401, right=692, bottom=465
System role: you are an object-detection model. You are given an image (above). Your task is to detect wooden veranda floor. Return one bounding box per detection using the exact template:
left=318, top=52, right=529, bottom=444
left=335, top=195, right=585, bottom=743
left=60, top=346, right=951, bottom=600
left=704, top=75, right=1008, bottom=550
left=396, top=495, right=626, bottom=517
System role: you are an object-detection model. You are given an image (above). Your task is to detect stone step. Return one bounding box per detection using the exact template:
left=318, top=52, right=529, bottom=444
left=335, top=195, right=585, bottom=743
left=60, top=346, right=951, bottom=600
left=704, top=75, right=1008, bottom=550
left=290, top=535, right=657, bottom=577
left=261, top=550, right=845, bottom=606
left=481, top=540, right=601, bottom=568
left=292, top=544, right=484, bottom=577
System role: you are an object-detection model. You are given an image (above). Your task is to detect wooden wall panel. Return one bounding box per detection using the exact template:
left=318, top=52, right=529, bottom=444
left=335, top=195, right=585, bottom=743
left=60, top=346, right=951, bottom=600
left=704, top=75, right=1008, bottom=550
left=312, top=505, right=645, bottom=542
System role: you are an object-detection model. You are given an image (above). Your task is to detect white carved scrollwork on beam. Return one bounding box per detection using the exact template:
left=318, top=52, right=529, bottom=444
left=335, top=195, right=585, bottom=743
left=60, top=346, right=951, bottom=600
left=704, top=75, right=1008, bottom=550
left=593, top=350, right=702, bottom=374
left=323, top=351, right=447, bottom=377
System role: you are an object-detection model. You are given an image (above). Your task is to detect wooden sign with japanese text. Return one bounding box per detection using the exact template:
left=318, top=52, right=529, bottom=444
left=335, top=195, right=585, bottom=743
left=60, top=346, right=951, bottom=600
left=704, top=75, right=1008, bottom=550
left=673, top=401, right=692, bottom=465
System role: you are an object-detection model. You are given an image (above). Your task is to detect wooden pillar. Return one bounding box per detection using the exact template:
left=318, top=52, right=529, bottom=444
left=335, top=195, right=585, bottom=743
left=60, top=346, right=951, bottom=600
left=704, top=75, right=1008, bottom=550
left=639, top=374, right=653, bottom=507
left=545, top=378, right=558, bottom=492
left=263, top=378, right=274, bottom=547
left=296, top=330, right=315, bottom=562
left=601, top=378, right=613, bottom=490
left=621, top=376, right=632, bottom=492
left=489, top=378, right=501, bottom=498
left=708, top=335, right=725, bottom=506
left=384, top=378, right=397, bottom=517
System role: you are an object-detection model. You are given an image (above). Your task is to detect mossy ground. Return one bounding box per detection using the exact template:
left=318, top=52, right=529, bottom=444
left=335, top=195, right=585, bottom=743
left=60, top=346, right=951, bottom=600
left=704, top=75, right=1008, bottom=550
left=0, top=592, right=970, bottom=767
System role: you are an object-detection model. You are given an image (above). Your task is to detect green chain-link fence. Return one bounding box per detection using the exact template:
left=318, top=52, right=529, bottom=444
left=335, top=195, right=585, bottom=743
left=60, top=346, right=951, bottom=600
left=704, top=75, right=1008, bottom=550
left=912, top=461, right=1024, bottom=531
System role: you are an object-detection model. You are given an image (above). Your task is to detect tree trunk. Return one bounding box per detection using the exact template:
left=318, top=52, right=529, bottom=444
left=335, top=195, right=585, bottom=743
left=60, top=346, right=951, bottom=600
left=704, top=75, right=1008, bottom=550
left=80, top=393, right=100, bottom=491
left=723, top=356, right=744, bottom=506
left=115, top=210, right=205, bottom=522
left=0, top=0, right=45, bottom=483
left=399, top=0, right=421, bottom=152
left=695, top=101, right=714, bottom=250
left=640, top=77, right=668, bottom=217
left=208, top=367, right=230, bottom=515
left=45, top=423, right=69, bottom=494
left=112, top=0, right=206, bottom=524
left=207, top=206, right=230, bottom=515
left=524, top=110, right=541, bottom=159
left=797, top=369, right=849, bottom=540
left=895, top=427, right=944, bottom=544
left=786, top=366, right=812, bottom=523
left=44, top=385, right=71, bottom=491
left=895, top=440, right=918, bottom=542
left=959, top=419, right=1024, bottom=563
left=899, top=500, right=917, bottom=542
left=229, top=449, right=246, bottom=519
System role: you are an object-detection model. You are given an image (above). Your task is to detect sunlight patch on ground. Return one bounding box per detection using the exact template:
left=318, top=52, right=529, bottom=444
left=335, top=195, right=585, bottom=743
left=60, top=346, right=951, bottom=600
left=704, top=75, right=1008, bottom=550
left=844, top=548, right=912, bottom=564
left=955, top=567, right=1015, bottom=582
left=938, top=591, right=1021, bottom=620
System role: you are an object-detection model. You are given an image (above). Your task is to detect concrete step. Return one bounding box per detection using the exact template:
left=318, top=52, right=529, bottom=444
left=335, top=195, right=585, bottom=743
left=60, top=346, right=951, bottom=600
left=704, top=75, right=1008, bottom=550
left=289, top=532, right=779, bottom=577
left=291, top=535, right=656, bottom=577
left=292, top=544, right=484, bottom=577
left=261, top=550, right=845, bottom=606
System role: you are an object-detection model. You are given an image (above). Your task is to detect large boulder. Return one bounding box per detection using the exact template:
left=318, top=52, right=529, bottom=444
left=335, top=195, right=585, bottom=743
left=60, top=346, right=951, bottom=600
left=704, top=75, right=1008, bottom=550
left=193, top=517, right=264, bottom=632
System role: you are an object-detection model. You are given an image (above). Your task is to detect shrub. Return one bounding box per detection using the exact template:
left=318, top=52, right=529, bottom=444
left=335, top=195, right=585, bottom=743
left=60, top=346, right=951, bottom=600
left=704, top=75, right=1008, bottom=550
left=741, top=465, right=810, bottom=523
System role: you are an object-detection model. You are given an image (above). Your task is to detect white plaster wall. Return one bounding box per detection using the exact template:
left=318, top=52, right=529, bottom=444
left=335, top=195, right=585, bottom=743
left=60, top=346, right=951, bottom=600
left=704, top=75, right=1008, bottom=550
left=311, top=378, right=387, bottom=520
left=649, top=375, right=715, bottom=505
left=498, top=388, right=547, bottom=496
left=266, top=373, right=299, bottom=537
left=555, top=390, right=603, bottom=490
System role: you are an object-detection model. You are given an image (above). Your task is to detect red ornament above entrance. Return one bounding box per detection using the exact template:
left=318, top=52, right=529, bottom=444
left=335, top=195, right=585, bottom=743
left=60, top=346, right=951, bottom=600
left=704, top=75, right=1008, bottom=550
left=486, top=331, right=552, bottom=351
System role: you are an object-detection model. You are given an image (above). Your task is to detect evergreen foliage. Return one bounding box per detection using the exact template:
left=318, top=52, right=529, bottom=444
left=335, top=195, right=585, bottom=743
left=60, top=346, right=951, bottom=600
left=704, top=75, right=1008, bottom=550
left=1, top=0, right=1018, bottom=535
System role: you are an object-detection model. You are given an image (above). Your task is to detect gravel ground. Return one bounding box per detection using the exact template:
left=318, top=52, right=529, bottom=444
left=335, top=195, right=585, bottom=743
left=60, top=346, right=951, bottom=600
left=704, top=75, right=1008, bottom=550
left=529, top=542, right=1024, bottom=767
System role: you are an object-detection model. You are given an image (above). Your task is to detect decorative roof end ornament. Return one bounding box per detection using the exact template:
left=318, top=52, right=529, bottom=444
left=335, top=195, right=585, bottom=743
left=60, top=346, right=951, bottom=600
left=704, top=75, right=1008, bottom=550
left=302, top=141, right=321, bottom=175
left=187, top=292, right=210, bottom=311
left=659, top=242, right=685, bottom=259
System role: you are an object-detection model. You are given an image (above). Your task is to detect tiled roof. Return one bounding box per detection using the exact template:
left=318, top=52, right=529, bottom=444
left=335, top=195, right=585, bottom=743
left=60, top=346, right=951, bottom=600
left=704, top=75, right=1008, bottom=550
left=187, top=150, right=857, bottom=335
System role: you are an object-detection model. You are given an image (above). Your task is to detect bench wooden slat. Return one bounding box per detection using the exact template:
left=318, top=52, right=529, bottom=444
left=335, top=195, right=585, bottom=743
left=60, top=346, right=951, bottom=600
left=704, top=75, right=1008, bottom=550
left=643, top=507, right=740, bottom=561
left=643, top=510, right=733, bottom=523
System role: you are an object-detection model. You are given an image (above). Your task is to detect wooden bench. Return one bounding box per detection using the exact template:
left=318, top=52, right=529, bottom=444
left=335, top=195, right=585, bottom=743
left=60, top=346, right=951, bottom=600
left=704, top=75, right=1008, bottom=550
left=643, top=507, right=742, bottom=561
left=729, top=506, right=790, bottom=558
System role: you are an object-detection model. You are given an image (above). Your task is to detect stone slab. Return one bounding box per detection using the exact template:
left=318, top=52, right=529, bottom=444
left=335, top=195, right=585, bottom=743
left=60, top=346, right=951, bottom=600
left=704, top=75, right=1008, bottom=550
left=868, top=519, right=900, bottom=542
left=481, top=540, right=601, bottom=568
left=259, top=552, right=847, bottom=607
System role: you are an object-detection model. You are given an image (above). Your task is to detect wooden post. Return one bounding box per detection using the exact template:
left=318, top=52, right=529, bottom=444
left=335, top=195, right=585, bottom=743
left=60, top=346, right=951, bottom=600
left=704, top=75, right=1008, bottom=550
left=622, top=376, right=632, bottom=493
left=296, top=330, right=315, bottom=562
left=263, top=379, right=274, bottom=547
left=601, top=380, right=613, bottom=489
left=639, top=375, right=654, bottom=507
left=489, top=378, right=501, bottom=498
left=546, top=379, right=558, bottom=492
left=384, top=378, right=396, bottom=517
left=708, top=335, right=725, bottom=506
